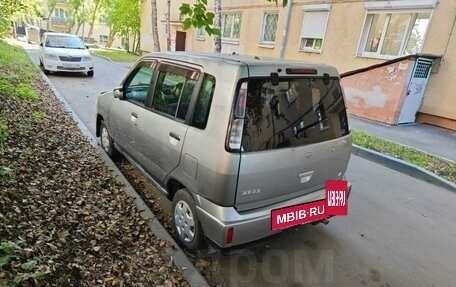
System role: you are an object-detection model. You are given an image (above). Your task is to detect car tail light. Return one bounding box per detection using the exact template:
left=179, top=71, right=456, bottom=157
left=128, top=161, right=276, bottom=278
left=226, top=227, right=234, bottom=245
left=227, top=82, right=247, bottom=151
left=228, top=119, right=244, bottom=150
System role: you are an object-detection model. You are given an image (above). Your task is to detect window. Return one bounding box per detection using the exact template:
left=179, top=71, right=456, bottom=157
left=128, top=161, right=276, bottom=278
left=99, top=35, right=108, bottom=44
left=99, top=14, right=108, bottom=25
left=124, top=65, right=154, bottom=105
left=152, top=67, right=197, bottom=120
left=222, top=13, right=242, bottom=41
left=240, top=77, right=348, bottom=152
left=54, top=8, right=68, bottom=19
left=192, top=74, right=215, bottom=129
left=197, top=28, right=207, bottom=38
left=359, top=12, right=431, bottom=57
left=260, top=12, right=279, bottom=44
left=299, top=5, right=330, bottom=53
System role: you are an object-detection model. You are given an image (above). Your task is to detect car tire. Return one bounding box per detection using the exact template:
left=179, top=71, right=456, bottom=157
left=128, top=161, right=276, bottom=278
left=41, top=64, right=50, bottom=75
left=100, top=121, right=117, bottom=158
left=172, top=189, right=205, bottom=252
left=87, top=70, right=94, bottom=77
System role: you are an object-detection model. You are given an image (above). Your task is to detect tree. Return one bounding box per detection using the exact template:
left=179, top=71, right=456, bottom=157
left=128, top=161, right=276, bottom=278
left=150, top=0, right=160, bottom=51
left=0, top=0, right=41, bottom=37
left=213, top=0, right=221, bottom=52
left=105, top=0, right=141, bottom=53
left=87, top=0, right=108, bottom=40
left=45, top=0, right=57, bottom=32
left=67, top=0, right=85, bottom=33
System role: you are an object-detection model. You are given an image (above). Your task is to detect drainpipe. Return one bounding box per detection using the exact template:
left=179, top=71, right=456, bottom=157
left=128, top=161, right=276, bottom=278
left=279, top=0, right=293, bottom=59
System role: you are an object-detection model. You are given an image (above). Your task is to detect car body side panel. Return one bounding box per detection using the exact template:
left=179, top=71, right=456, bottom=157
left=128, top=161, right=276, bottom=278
left=171, top=63, right=248, bottom=206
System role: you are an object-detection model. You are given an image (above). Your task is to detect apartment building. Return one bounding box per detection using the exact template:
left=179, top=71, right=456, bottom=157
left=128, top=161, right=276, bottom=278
left=140, top=0, right=456, bottom=130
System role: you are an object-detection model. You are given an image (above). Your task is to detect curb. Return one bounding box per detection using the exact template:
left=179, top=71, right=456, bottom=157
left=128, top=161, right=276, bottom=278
left=352, top=144, right=456, bottom=192
left=30, top=53, right=209, bottom=287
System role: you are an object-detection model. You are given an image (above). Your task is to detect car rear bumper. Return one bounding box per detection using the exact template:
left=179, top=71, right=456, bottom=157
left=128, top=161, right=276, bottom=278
left=196, top=182, right=352, bottom=248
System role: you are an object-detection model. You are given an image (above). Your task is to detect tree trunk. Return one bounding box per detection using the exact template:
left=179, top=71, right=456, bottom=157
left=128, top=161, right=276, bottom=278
left=166, top=0, right=171, bottom=51
left=214, top=0, right=222, bottom=53
left=87, top=0, right=100, bottom=40
left=106, top=26, right=116, bottom=48
left=151, top=0, right=160, bottom=52
left=75, top=22, right=82, bottom=35
left=136, top=33, right=141, bottom=54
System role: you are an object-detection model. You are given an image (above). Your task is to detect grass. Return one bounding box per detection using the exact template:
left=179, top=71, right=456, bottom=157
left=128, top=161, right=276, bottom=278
left=91, top=49, right=141, bottom=63
left=0, top=118, right=8, bottom=152
left=352, top=130, right=456, bottom=183
left=0, top=40, right=39, bottom=101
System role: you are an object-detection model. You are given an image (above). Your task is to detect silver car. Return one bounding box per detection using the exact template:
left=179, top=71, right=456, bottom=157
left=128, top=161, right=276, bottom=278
left=96, top=52, right=352, bottom=251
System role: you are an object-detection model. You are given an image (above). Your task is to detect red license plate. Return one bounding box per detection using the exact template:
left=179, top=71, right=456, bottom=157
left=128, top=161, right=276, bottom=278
left=271, top=199, right=327, bottom=230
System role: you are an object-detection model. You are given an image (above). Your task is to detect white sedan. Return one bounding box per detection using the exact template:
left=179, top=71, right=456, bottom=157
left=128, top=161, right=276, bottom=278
left=39, top=32, right=94, bottom=77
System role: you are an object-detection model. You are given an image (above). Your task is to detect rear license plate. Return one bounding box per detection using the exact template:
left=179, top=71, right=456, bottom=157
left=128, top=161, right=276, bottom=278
left=271, top=180, right=349, bottom=230
left=271, top=200, right=327, bottom=230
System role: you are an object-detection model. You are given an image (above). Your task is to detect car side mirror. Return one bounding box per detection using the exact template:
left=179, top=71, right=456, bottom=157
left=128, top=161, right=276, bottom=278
left=39, top=43, right=43, bottom=46
left=113, top=87, right=124, bottom=99
left=85, top=45, right=89, bottom=49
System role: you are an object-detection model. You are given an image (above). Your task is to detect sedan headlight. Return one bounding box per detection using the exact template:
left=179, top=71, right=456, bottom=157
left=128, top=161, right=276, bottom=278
left=83, top=55, right=93, bottom=62
left=45, top=53, right=58, bottom=60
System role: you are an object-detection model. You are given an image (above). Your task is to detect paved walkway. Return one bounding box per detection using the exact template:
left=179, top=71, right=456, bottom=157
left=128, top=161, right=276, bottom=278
left=349, top=116, right=456, bottom=162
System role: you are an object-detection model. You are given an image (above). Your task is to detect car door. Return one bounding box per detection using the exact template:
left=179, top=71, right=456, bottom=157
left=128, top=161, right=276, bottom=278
left=108, top=60, right=156, bottom=159
left=133, top=62, right=200, bottom=182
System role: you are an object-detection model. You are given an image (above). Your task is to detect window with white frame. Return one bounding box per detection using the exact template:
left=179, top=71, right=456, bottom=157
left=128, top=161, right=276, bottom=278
left=222, top=13, right=242, bottom=41
left=260, top=12, right=278, bottom=44
left=299, top=5, right=331, bottom=53
left=54, top=8, right=68, bottom=19
left=359, top=11, right=431, bottom=57
left=197, top=28, right=207, bottom=38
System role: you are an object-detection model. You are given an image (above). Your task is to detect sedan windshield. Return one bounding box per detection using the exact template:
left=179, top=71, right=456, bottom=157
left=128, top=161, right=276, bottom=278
left=45, top=35, right=85, bottom=49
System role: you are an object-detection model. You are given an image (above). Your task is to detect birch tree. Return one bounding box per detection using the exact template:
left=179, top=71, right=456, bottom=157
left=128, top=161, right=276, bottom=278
left=151, top=0, right=160, bottom=51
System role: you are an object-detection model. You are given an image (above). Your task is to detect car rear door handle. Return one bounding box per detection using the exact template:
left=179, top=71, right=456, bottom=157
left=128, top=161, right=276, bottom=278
left=169, top=132, right=181, bottom=141
left=131, top=112, right=138, bottom=124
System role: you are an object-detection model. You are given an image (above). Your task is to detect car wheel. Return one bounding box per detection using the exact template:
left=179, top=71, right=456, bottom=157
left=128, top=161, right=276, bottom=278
left=87, top=70, right=94, bottom=77
left=172, top=189, right=205, bottom=252
left=41, top=64, right=50, bottom=75
left=100, top=122, right=117, bottom=158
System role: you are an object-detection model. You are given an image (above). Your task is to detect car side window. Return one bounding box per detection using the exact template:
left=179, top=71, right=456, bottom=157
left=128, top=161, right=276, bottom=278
left=191, top=74, right=215, bottom=129
left=124, top=66, right=154, bottom=105
left=152, top=69, right=196, bottom=120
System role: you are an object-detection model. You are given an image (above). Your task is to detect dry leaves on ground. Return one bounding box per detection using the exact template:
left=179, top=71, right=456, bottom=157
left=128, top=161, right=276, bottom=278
left=0, top=76, right=189, bottom=286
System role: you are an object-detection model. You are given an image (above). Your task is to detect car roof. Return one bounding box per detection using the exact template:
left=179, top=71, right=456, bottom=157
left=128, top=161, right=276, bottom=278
left=143, top=52, right=339, bottom=77
left=44, top=32, right=78, bottom=37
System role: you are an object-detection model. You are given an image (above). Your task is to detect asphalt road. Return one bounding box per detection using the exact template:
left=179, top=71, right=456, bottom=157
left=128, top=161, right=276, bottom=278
left=24, top=43, right=456, bottom=287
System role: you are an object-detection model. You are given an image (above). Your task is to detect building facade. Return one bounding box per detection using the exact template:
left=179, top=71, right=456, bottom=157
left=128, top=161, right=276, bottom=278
left=140, top=0, right=456, bottom=130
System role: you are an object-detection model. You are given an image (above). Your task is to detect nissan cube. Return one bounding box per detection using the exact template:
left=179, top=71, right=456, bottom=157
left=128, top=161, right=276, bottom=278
left=96, top=52, right=352, bottom=251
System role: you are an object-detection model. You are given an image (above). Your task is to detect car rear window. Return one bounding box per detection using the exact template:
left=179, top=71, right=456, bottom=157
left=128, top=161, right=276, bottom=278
left=241, top=77, right=349, bottom=152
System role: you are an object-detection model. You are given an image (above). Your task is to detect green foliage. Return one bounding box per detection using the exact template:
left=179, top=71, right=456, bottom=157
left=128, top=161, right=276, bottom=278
left=352, top=130, right=456, bottom=183
left=179, top=0, right=221, bottom=36
left=267, top=0, right=288, bottom=7
left=0, top=40, right=39, bottom=101
left=0, top=0, right=41, bottom=37
left=0, top=118, right=8, bottom=152
left=32, top=111, right=45, bottom=122
left=0, top=241, right=21, bottom=268
left=17, top=84, right=38, bottom=101
left=0, top=166, right=13, bottom=176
